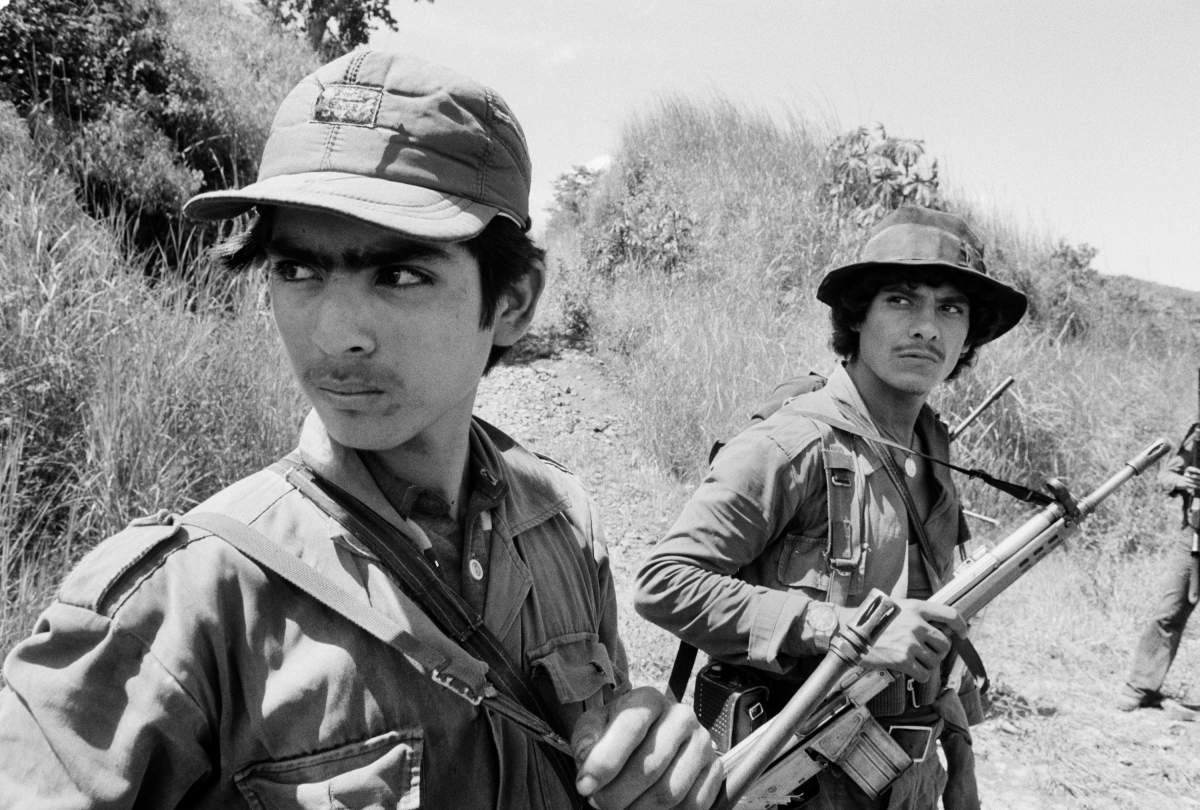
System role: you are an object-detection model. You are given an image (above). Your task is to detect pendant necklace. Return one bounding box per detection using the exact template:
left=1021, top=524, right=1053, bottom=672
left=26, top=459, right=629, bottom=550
left=904, top=432, right=918, bottom=477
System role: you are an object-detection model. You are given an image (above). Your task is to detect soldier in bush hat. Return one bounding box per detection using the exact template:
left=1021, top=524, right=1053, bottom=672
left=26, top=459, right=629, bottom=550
left=636, top=205, right=1027, bottom=809
left=0, top=50, right=722, bottom=810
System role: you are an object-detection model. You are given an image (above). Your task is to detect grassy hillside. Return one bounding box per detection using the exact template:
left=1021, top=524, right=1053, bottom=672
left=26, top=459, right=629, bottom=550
left=0, top=0, right=312, bottom=658
left=541, top=96, right=1198, bottom=556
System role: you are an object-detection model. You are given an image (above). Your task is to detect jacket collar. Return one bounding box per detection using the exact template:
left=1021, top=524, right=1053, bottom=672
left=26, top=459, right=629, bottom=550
left=295, top=409, right=571, bottom=545
left=823, top=363, right=943, bottom=449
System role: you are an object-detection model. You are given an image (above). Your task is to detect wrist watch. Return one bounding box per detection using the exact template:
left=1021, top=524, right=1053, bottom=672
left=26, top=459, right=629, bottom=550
left=804, top=602, right=840, bottom=653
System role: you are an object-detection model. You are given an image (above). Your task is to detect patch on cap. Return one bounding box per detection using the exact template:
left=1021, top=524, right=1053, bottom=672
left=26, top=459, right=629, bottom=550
left=312, top=84, right=383, bottom=127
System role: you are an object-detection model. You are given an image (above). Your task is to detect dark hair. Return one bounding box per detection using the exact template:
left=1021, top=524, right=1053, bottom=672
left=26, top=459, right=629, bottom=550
left=827, top=266, right=1007, bottom=381
left=214, top=209, right=544, bottom=372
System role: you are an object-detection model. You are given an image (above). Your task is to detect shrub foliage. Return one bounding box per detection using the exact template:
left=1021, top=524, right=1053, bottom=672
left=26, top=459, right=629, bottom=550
left=0, top=0, right=313, bottom=271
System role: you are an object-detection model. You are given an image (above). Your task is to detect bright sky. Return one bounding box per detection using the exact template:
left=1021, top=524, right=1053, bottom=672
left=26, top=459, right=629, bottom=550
left=375, top=0, right=1200, bottom=291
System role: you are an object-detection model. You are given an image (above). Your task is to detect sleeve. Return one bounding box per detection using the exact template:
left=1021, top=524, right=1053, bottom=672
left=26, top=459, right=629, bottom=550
left=0, top=602, right=212, bottom=810
left=633, top=425, right=826, bottom=674
left=1159, top=424, right=1198, bottom=497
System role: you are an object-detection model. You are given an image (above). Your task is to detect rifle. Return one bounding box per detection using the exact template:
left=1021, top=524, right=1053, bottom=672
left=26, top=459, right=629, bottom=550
left=716, top=437, right=1171, bottom=810
left=949, top=375, right=1014, bottom=442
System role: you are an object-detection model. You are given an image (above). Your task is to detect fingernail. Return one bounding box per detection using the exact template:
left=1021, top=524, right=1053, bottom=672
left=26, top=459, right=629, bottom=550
left=576, top=775, right=597, bottom=796
left=573, top=736, right=596, bottom=762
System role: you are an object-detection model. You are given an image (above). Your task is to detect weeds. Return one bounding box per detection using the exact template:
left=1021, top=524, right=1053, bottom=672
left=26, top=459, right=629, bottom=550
left=0, top=100, right=304, bottom=661
left=543, top=94, right=1195, bottom=554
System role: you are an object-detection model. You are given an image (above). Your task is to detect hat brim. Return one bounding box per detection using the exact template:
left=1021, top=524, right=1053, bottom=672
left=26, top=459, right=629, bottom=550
left=816, top=260, right=1028, bottom=344
left=183, top=172, right=512, bottom=242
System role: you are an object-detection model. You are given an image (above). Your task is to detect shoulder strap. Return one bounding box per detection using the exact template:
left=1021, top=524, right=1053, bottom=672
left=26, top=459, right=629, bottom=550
left=265, top=458, right=584, bottom=801
left=181, top=512, right=487, bottom=701
left=814, top=420, right=863, bottom=607
left=180, top=512, right=576, bottom=759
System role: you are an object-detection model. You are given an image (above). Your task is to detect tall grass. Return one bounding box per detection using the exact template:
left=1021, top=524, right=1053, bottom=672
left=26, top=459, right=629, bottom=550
left=0, top=101, right=305, bottom=661
left=546, top=95, right=1196, bottom=553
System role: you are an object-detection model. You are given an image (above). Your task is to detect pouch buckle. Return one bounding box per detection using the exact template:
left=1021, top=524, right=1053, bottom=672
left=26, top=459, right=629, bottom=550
left=431, top=669, right=485, bottom=706
left=887, top=724, right=935, bottom=764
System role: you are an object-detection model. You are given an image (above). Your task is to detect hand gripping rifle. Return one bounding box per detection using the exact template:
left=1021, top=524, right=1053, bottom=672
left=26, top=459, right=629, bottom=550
left=714, top=437, right=1171, bottom=810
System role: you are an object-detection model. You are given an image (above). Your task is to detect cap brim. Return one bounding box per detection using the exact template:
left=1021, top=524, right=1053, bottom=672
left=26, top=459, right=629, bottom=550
left=183, top=172, right=509, bottom=241
left=816, top=260, right=1029, bottom=344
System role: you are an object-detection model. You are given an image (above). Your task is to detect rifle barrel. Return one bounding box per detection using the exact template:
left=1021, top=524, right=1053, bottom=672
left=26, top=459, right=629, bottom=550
left=949, top=376, right=1015, bottom=441
left=933, top=438, right=1169, bottom=620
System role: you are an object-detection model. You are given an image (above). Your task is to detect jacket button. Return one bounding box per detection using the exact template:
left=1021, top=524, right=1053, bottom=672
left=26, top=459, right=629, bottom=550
left=469, top=558, right=484, bottom=580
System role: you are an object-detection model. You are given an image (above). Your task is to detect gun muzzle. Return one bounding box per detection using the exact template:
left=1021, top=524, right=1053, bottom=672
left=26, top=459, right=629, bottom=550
left=715, top=592, right=898, bottom=810
left=1126, top=438, right=1171, bottom=476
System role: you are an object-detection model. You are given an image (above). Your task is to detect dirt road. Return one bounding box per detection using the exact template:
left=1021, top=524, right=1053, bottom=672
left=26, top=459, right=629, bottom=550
left=476, top=349, right=1198, bottom=809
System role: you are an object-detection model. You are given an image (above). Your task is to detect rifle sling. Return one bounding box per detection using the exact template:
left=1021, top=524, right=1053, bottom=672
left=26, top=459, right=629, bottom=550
left=787, top=409, right=1054, bottom=507
left=266, top=458, right=583, bottom=802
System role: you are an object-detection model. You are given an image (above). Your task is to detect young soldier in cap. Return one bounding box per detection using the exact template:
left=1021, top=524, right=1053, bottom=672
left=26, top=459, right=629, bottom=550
left=0, top=50, right=722, bottom=809
left=635, top=205, right=1027, bottom=809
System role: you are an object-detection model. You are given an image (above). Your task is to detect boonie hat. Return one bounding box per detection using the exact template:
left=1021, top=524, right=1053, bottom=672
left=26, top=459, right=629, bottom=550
left=184, top=50, right=531, bottom=241
left=816, top=205, right=1027, bottom=343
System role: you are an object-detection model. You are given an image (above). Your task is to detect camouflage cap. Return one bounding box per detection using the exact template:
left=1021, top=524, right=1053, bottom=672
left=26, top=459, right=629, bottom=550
left=817, top=206, right=1028, bottom=343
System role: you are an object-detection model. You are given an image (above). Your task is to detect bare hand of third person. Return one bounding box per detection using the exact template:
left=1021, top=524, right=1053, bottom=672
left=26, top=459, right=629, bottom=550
left=837, top=598, right=968, bottom=683
left=1181, top=465, right=1200, bottom=493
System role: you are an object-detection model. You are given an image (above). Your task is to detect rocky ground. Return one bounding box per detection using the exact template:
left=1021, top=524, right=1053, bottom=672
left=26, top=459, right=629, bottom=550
left=476, top=348, right=1199, bottom=810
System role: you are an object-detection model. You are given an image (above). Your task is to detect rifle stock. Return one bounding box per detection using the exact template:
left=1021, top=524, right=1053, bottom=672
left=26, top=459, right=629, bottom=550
left=718, top=437, right=1170, bottom=809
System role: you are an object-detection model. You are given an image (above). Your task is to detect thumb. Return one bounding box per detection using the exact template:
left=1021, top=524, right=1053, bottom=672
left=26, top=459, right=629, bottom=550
left=570, top=703, right=612, bottom=764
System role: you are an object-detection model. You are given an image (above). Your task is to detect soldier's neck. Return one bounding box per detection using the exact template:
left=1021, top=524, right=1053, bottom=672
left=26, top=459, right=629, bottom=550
left=845, top=360, right=927, bottom=445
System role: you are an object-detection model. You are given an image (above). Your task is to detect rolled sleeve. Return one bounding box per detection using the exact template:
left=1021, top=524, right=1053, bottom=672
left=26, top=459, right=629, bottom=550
left=0, top=602, right=211, bottom=809
left=634, top=422, right=824, bottom=673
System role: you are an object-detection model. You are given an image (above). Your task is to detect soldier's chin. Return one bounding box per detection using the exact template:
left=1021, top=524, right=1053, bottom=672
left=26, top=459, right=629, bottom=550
left=317, top=407, right=415, bottom=453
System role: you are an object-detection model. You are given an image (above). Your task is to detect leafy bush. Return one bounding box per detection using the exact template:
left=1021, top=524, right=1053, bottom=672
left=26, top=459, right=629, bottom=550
left=584, top=153, right=697, bottom=280
left=258, top=0, right=415, bottom=58
left=824, top=124, right=943, bottom=226
left=0, top=0, right=315, bottom=271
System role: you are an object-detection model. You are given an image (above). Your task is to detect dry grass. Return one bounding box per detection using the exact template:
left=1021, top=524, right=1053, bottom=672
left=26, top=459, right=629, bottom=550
left=0, top=100, right=304, bottom=663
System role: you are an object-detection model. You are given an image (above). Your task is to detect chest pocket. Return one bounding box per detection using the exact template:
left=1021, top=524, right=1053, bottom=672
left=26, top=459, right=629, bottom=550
left=775, top=533, right=830, bottom=593
left=772, top=421, right=867, bottom=605
left=235, top=730, right=422, bottom=810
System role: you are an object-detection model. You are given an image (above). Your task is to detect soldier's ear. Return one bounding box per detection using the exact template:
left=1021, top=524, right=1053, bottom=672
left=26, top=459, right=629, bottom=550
left=492, top=258, right=545, bottom=348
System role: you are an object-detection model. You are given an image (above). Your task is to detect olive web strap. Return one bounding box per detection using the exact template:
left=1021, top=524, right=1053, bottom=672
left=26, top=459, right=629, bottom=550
left=263, top=458, right=584, bottom=805
left=181, top=512, right=578, bottom=763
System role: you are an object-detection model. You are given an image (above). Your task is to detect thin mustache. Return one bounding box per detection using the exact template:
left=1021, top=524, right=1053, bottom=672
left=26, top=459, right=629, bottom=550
left=896, top=345, right=945, bottom=361
left=303, top=362, right=401, bottom=391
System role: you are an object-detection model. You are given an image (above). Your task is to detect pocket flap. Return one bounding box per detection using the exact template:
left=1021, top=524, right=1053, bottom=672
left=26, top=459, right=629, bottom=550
left=530, top=635, right=617, bottom=704
left=776, top=534, right=830, bottom=592
left=235, top=730, right=422, bottom=810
